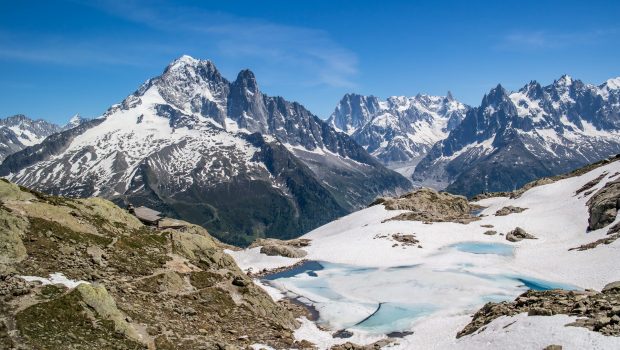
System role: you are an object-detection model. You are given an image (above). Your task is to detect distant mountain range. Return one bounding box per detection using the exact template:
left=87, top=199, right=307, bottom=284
left=328, top=92, right=469, bottom=165
left=413, top=75, right=620, bottom=196
left=0, top=55, right=410, bottom=246
left=0, top=114, right=90, bottom=162
left=1, top=57, right=619, bottom=241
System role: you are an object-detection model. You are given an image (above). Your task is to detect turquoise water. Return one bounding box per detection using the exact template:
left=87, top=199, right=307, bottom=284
left=513, top=276, right=578, bottom=291
left=353, top=303, right=436, bottom=333
left=452, top=241, right=515, bottom=256
left=263, top=260, right=324, bottom=280
left=261, top=251, right=577, bottom=335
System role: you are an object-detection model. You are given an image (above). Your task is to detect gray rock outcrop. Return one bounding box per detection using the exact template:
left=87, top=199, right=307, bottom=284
left=505, top=227, right=537, bottom=242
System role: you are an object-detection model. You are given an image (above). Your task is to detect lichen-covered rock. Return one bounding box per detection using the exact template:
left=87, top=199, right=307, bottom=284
left=506, top=227, right=536, bottom=242
left=458, top=281, right=620, bottom=338
left=378, top=188, right=478, bottom=223
left=494, top=206, right=527, bottom=216
left=0, top=208, right=27, bottom=266
left=76, top=283, right=144, bottom=344
left=1, top=179, right=301, bottom=349
left=250, top=237, right=310, bottom=258
left=587, top=179, right=620, bottom=230
left=260, top=244, right=307, bottom=258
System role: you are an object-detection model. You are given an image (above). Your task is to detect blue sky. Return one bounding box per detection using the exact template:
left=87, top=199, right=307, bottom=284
left=1, top=0, right=619, bottom=124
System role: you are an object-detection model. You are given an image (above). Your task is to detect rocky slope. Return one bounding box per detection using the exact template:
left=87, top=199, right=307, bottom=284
left=458, top=282, right=620, bottom=339
left=414, top=75, right=620, bottom=197
left=0, top=115, right=63, bottom=162
left=0, top=55, right=411, bottom=246
left=328, top=93, right=468, bottom=165
left=0, top=179, right=308, bottom=349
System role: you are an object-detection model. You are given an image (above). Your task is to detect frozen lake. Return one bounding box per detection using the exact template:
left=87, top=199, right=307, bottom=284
left=263, top=242, right=577, bottom=335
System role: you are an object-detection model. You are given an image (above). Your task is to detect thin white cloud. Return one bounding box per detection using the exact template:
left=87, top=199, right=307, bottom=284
left=497, top=28, right=617, bottom=51
left=0, top=30, right=175, bottom=67
left=80, top=0, right=359, bottom=88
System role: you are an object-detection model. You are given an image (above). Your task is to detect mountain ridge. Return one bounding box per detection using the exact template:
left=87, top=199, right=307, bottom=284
left=0, top=55, right=411, bottom=246
left=327, top=92, right=469, bottom=165
left=413, top=74, right=620, bottom=196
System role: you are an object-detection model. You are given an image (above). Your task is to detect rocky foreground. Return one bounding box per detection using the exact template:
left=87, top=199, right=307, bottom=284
left=458, top=281, right=620, bottom=338
left=0, top=179, right=308, bottom=349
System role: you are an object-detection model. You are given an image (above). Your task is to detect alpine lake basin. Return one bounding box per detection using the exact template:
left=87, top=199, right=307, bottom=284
left=261, top=241, right=578, bottom=336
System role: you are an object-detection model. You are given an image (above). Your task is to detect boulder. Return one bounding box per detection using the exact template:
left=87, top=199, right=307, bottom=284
left=380, top=188, right=477, bottom=223
left=250, top=238, right=310, bottom=258
left=506, top=227, right=536, bottom=242
left=602, top=281, right=620, bottom=293
left=494, top=206, right=527, bottom=216
left=260, top=244, right=307, bottom=258
left=587, top=179, right=620, bottom=230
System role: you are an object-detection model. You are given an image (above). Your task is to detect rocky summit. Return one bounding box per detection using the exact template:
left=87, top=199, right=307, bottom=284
left=0, top=56, right=411, bottom=246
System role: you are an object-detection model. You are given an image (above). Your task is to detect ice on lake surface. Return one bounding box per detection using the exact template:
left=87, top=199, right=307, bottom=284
left=451, top=241, right=514, bottom=256
left=263, top=242, right=578, bottom=335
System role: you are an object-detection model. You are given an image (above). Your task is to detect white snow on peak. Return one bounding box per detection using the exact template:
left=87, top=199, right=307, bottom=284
left=605, top=77, right=620, bottom=90
left=556, top=74, right=573, bottom=86
left=329, top=92, right=468, bottom=162
left=172, top=54, right=200, bottom=67
left=65, top=114, right=83, bottom=129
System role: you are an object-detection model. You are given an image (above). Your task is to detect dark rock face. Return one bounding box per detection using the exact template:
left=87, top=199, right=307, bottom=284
left=414, top=76, right=620, bottom=197
left=328, top=93, right=469, bottom=164
left=458, top=281, right=620, bottom=338
left=0, top=56, right=410, bottom=246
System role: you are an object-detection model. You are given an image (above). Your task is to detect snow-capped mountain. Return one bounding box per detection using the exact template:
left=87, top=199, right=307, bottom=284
left=414, top=75, right=620, bottom=197
left=327, top=92, right=469, bottom=165
left=0, top=55, right=411, bottom=246
left=0, top=114, right=63, bottom=162
left=63, top=114, right=90, bottom=130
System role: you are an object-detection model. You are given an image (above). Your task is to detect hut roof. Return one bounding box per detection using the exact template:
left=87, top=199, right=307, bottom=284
left=133, top=206, right=162, bottom=224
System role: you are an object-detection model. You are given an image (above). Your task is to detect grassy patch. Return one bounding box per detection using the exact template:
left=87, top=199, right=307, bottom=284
left=17, top=185, right=79, bottom=209
left=189, top=271, right=224, bottom=289
left=28, top=217, right=112, bottom=246
left=108, top=229, right=170, bottom=276
left=16, top=289, right=142, bottom=350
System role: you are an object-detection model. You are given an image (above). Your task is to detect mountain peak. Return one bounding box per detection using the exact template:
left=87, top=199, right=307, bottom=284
left=170, top=54, right=199, bottom=67
left=555, top=74, right=573, bottom=86
left=163, top=55, right=218, bottom=77
left=65, top=114, right=87, bottom=129
left=233, top=69, right=259, bottom=93
left=605, top=77, right=620, bottom=90
left=446, top=91, right=454, bottom=101
left=483, top=84, right=508, bottom=104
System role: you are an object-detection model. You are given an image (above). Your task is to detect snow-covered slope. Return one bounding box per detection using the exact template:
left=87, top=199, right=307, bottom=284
left=414, top=75, right=620, bottom=196
left=0, top=55, right=410, bottom=245
left=327, top=93, right=469, bottom=165
left=229, top=157, right=620, bottom=349
left=0, top=115, right=62, bottom=162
